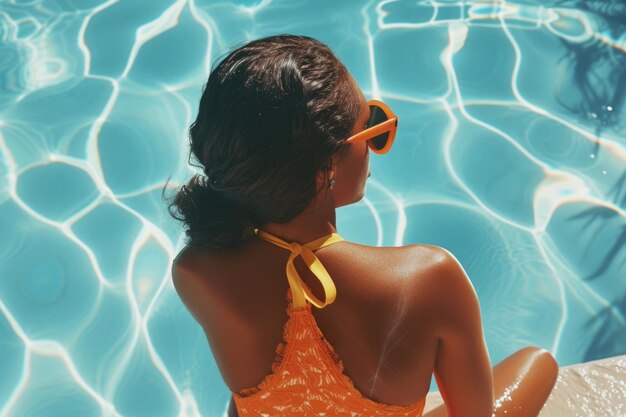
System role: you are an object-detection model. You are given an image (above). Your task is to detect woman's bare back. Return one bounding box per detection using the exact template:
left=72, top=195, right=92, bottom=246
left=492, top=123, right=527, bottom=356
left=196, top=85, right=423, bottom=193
left=173, top=235, right=447, bottom=408
left=173, top=235, right=558, bottom=417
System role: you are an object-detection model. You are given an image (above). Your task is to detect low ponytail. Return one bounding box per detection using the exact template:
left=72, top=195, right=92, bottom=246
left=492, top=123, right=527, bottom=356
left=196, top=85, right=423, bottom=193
left=165, top=175, right=258, bottom=249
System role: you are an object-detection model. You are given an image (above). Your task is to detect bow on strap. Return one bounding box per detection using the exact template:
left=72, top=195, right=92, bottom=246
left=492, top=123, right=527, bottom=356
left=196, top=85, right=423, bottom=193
left=255, top=222, right=343, bottom=309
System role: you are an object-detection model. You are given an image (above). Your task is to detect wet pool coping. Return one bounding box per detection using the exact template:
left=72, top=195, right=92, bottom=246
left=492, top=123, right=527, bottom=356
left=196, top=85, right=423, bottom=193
left=423, top=353, right=626, bottom=415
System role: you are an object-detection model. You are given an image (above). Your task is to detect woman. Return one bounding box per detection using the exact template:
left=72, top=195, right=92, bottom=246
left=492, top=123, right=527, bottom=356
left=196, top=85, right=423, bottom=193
left=166, top=34, right=559, bottom=417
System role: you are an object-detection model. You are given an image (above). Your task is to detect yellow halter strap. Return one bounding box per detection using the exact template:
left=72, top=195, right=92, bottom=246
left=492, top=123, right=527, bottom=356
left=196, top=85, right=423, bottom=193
left=254, top=222, right=344, bottom=309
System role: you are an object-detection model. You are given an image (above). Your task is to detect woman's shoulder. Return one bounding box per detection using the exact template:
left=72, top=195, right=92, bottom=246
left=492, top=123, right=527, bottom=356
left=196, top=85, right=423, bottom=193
left=336, top=240, right=451, bottom=277
left=359, top=242, right=468, bottom=319
left=322, top=240, right=454, bottom=304
left=388, top=243, right=479, bottom=331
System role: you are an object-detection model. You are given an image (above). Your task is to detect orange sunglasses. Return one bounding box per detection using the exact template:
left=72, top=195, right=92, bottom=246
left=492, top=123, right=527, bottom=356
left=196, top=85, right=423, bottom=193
left=344, top=99, right=398, bottom=154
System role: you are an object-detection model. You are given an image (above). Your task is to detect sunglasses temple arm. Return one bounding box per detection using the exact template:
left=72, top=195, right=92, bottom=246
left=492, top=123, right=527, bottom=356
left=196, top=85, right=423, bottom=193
left=345, top=118, right=397, bottom=144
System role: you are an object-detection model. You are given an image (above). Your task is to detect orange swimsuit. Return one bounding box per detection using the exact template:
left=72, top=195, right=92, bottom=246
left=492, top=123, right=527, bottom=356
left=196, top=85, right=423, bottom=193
left=231, top=221, right=440, bottom=416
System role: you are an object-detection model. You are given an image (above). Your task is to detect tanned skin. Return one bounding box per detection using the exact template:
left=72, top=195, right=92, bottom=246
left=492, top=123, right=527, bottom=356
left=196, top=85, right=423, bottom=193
left=172, top=75, right=559, bottom=417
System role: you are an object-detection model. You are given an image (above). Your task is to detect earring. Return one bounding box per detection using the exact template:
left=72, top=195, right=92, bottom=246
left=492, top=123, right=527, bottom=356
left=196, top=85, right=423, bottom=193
left=329, top=178, right=336, bottom=190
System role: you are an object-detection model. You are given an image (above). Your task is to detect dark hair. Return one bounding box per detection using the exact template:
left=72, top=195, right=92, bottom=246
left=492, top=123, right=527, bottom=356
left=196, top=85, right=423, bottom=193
left=163, top=34, right=361, bottom=250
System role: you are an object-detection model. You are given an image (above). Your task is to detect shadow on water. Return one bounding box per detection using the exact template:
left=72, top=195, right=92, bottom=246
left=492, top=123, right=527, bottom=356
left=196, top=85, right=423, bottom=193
left=565, top=169, right=626, bottom=361
left=552, top=0, right=626, bottom=140
left=565, top=201, right=625, bottom=280
left=546, top=0, right=626, bottom=361
left=581, top=291, right=626, bottom=362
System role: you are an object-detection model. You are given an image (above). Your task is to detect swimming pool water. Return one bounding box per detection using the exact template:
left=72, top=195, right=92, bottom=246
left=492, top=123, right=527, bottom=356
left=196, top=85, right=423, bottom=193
left=0, top=0, right=625, bottom=416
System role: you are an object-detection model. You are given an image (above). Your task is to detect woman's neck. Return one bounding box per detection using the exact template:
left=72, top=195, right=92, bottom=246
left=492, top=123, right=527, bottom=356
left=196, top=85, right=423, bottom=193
left=259, top=207, right=337, bottom=245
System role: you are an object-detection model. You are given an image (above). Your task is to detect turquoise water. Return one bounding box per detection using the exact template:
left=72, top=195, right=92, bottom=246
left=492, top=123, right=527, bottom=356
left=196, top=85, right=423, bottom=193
left=1, top=0, right=625, bottom=416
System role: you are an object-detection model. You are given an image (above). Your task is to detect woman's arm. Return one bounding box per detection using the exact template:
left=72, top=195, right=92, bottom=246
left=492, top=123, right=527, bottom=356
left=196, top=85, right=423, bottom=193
left=423, top=249, right=494, bottom=417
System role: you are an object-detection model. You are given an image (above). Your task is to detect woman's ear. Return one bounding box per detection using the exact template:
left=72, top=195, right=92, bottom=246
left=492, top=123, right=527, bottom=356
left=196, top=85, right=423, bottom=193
left=328, top=168, right=336, bottom=184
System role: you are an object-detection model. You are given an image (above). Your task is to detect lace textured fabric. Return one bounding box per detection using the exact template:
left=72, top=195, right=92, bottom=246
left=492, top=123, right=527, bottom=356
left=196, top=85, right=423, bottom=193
left=232, top=224, right=429, bottom=416
left=232, top=289, right=427, bottom=416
